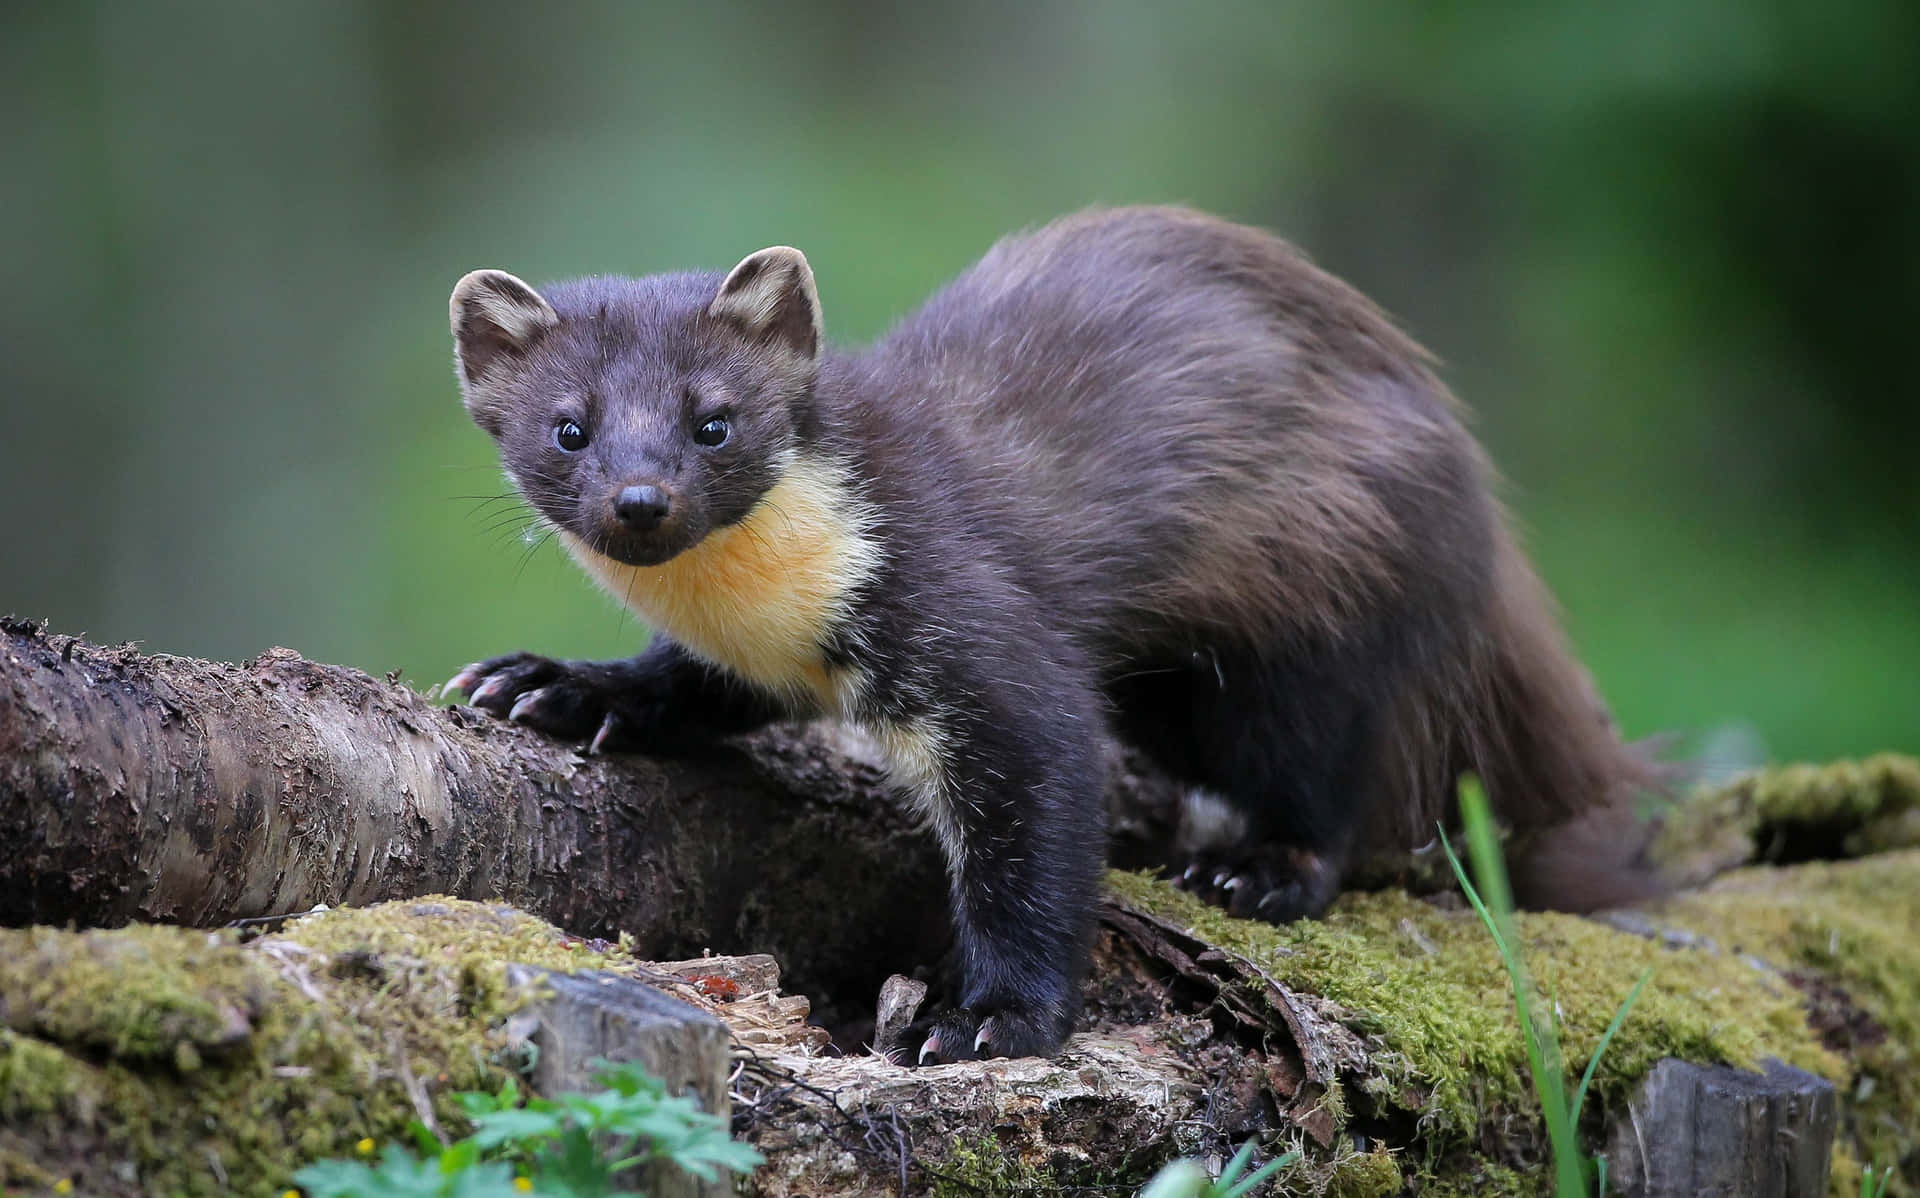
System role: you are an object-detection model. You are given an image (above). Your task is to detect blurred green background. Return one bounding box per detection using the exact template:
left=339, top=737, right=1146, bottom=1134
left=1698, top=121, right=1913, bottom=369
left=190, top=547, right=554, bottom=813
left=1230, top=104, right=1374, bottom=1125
left=2, top=2, right=1913, bottom=764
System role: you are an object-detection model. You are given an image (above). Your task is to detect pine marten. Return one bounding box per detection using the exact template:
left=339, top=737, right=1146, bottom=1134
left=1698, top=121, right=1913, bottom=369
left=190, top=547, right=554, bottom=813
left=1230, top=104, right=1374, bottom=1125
left=445, top=206, right=1660, bottom=1063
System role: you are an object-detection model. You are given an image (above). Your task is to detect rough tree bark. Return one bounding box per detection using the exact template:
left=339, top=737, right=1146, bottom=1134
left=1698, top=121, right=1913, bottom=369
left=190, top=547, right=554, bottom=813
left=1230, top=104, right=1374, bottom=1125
left=0, top=616, right=990, bottom=1005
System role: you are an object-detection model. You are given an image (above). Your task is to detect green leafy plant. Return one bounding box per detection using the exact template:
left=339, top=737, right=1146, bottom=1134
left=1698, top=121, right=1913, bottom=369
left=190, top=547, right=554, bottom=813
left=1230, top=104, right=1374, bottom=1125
left=293, top=1060, right=762, bottom=1198
left=1439, top=776, right=1650, bottom=1198
left=1138, top=1140, right=1299, bottom=1198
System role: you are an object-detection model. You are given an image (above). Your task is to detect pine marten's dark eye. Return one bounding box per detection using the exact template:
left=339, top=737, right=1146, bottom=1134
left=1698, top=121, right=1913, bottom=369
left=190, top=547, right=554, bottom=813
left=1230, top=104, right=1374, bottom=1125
left=694, top=415, right=731, bottom=447
left=554, top=420, right=589, bottom=452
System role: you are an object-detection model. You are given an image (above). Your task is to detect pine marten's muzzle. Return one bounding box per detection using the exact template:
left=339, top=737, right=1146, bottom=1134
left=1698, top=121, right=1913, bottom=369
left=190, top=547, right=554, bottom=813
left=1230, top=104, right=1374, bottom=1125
left=613, top=483, right=672, bottom=532
left=591, top=480, right=693, bottom=566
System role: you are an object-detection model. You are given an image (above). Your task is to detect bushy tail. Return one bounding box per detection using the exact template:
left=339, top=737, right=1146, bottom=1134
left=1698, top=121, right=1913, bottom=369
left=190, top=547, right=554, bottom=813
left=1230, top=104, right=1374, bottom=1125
left=1367, top=527, right=1671, bottom=911
left=1473, top=532, right=1673, bottom=910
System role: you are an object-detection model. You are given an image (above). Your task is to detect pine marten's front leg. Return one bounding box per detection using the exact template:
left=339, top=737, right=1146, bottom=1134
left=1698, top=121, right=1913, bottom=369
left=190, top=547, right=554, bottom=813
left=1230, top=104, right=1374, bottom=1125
left=447, top=637, right=784, bottom=754
left=879, top=657, right=1108, bottom=1063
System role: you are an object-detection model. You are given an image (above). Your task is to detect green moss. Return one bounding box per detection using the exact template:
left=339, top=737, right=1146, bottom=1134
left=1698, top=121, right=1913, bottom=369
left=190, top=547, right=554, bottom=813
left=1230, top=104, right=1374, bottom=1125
left=1828, top=1142, right=1865, bottom=1198
left=0, top=1144, right=58, bottom=1191
left=5, top=843, right=1911, bottom=1195
left=0, top=897, right=639, bottom=1196
left=1663, top=850, right=1920, bottom=1192
left=0, top=926, right=279, bottom=1064
left=283, top=897, right=630, bottom=1027
left=1658, top=754, right=1920, bottom=869
left=1321, top=1145, right=1403, bottom=1197
left=1410, top=1159, right=1542, bottom=1197
left=0, top=1030, right=93, bottom=1121
left=929, top=1135, right=1057, bottom=1196
left=1226, top=1140, right=1404, bottom=1198
left=1110, top=845, right=1920, bottom=1193
left=1106, top=870, right=1838, bottom=1147
left=1745, top=756, right=1919, bottom=832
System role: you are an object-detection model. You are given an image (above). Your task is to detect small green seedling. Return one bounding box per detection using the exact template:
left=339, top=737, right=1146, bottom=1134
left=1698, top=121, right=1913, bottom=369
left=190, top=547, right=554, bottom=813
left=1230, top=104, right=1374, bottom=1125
left=1139, top=1140, right=1300, bottom=1198
left=293, top=1060, right=762, bottom=1198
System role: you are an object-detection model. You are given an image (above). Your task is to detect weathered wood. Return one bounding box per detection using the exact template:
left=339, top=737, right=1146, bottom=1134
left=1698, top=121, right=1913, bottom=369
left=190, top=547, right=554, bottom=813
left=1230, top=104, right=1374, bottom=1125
left=736, top=1034, right=1203, bottom=1197
left=869, top=974, right=928, bottom=1063
left=1604, top=1058, right=1836, bottom=1197
left=1100, top=897, right=1372, bottom=1146
left=653, top=954, right=784, bottom=998
left=0, top=620, right=1204, bottom=1006
left=728, top=896, right=1388, bottom=1194
left=505, top=966, right=733, bottom=1198
left=0, top=619, right=958, bottom=1007
left=644, top=953, right=830, bottom=1054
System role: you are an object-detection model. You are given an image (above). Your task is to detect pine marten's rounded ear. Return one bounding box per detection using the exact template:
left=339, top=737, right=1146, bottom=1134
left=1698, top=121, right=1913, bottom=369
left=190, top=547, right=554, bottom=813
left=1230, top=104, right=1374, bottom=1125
left=450, top=269, right=559, bottom=387
left=707, top=247, right=822, bottom=360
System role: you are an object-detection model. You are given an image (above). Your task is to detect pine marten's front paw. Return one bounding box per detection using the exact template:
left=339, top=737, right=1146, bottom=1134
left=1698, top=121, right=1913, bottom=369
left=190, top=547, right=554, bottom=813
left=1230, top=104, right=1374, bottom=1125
left=903, top=1002, right=1070, bottom=1066
left=445, top=653, right=659, bottom=754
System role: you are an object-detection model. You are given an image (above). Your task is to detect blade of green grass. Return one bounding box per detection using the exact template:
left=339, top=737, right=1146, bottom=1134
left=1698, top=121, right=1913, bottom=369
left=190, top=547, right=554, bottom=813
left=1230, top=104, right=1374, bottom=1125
left=1218, top=1150, right=1299, bottom=1198
left=1216, top=1140, right=1256, bottom=1189
left=1441, top=777, right=1586, bottom=1198
left=1571, top=966, right=1651, bottom=1127
left=1860, top=1162, right=1892, bottom=1198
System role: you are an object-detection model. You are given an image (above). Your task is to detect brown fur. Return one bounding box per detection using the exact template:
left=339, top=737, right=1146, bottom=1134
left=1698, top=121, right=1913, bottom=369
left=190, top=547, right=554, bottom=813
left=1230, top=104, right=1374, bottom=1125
left=1363, top=520, right=1665, bottom=899
left=449, top=207, right=1663, bottom=1062
left=869, top=208, right=1659, bottom=903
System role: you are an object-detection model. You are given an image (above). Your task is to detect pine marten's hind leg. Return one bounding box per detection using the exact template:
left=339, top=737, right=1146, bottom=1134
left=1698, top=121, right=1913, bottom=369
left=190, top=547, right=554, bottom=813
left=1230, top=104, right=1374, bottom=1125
left=1166, top=638, right=1396, bottom=922
left=446, top=636, right=784, bottom=753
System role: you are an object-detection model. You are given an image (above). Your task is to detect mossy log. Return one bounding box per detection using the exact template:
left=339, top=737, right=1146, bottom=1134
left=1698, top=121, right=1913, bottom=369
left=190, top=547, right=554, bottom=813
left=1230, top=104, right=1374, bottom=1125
left=4, top=618, right=1917, bottom=1195
left=0, top=616, right=975, bottom=1008
left=6, top=876, right=1908, bottom=1197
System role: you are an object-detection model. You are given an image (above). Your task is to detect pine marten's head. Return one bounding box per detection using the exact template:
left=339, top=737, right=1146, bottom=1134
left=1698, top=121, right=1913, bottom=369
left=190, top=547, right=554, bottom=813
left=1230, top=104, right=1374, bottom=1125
left=449, top=248, right=823, bottom=567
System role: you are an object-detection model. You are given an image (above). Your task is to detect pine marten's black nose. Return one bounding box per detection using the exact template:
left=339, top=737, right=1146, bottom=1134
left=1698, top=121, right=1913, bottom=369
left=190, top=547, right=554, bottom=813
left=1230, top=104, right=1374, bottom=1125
left=614, top=484, right=672, bottom=531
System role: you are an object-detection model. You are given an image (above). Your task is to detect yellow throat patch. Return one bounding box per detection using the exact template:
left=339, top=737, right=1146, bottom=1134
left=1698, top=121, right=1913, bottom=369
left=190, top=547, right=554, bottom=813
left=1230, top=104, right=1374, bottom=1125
left=560, top=457, right=880, bottom=711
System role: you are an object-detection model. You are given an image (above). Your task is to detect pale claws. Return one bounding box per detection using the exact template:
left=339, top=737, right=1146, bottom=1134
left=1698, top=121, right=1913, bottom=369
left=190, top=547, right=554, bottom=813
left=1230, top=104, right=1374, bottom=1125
left=1223, top=875, right=1245, bottom=891
left=508, top=688, right=550, bottom=723
left=973, top=1020, right=992, bottom=1053
left=589, top=713, right=619, bottom=756
left=918, top=1032, right=941, bottom=1065
left=1213, top=870, right=1232, bottom=888
left=445, top=665, right=481, bottom=696
left=470, top=676, right=506, bottom=703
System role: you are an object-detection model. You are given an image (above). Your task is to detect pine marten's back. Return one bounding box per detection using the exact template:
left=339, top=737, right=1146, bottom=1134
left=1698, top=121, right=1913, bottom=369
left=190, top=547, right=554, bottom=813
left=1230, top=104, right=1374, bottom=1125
left=868, top=207, right=1493, bottom=656
left=865, top=206, right=1656, bottom=880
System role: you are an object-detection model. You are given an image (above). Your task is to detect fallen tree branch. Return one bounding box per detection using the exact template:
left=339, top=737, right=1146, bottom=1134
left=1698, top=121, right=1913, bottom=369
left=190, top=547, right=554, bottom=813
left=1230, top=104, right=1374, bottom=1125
left=0, top=617, right=977, bottom=1004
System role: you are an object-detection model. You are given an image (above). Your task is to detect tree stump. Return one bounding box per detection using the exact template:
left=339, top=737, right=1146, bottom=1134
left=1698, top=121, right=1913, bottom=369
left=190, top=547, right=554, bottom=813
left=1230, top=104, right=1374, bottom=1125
left=1604, top=1057, right=1837, bottom=1197
left=505, top=966, right=733, bottom=1198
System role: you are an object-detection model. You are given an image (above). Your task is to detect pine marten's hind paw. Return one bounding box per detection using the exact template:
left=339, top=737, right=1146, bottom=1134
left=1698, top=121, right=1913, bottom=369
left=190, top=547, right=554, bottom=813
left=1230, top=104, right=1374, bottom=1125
left=1174, top=844, right=1343, bottom=924
left=901, top=1003, right=1070, bottom=1066
left=444, top=653, right=652, bottom=753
